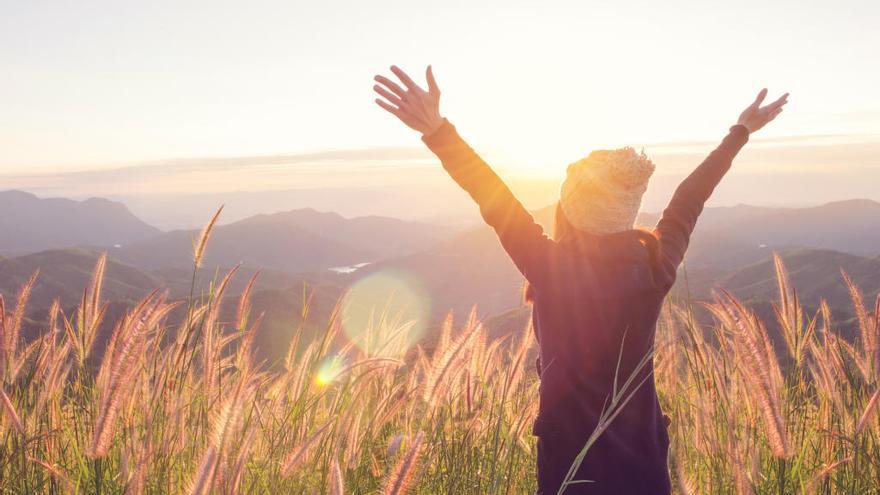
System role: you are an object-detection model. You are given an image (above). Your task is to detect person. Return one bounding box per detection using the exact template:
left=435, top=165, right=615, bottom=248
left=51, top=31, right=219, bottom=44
left=373, top=65, right=788, bottom=494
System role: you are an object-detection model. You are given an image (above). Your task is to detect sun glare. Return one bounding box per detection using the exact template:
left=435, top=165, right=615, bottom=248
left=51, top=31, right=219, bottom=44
left=340, top=270, right=431, bottom=358
left=314, top=355, right=346, bottom=387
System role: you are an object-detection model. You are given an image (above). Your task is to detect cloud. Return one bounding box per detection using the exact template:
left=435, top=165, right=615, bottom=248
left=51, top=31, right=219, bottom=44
left=2, top=133, right=879, bottom=226
left=0, top=146, right=439, bottom=196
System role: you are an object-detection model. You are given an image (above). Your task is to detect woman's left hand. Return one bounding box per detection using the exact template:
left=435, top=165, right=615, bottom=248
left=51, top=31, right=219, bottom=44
left=374, top=65, right=445, bottom=136
left=737, top=88, right=789, bottom=133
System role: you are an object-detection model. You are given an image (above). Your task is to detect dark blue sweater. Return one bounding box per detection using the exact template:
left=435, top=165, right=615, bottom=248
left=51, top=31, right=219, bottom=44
left=423, top=121, right=749, bottom=494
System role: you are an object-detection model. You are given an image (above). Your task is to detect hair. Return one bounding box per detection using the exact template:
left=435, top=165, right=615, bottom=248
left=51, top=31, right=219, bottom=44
left=522, top=202, right=659, bottom=303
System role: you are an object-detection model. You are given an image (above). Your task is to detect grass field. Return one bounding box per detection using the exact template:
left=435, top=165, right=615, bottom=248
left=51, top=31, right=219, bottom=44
left=0, top=219, right=878, bottom=494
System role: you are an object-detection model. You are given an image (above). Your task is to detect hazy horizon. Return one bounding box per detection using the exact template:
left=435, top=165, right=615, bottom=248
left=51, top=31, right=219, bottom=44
left=3, top=0, right=879, bottom=228
left=3, top=130, right=879, bottom=229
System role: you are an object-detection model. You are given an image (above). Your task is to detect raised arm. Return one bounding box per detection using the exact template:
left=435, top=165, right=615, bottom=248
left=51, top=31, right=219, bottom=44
left=373, top=65, right=553, bottom=284
left=654, top=89, right=789, bottom=284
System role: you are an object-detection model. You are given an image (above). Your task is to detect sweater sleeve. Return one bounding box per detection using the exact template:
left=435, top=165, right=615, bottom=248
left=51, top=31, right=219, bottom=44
left=653, top=125, right=750, bottom=284
left=422, top=120, right=554, bottom=285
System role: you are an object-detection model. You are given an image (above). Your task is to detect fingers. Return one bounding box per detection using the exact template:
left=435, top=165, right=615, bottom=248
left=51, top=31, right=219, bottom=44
left=426, top=65, right=440, bottom=95
left=374, top=75, right=406, bottom=99
left=752, top=88, right=768, bottom=107
left=390, top=65, right=423, bottom=92
left=373, top=85, right=403, bottom=107
left=767, top=92, right=789, bottom=109
left=375, top=98, right=405, bottom=119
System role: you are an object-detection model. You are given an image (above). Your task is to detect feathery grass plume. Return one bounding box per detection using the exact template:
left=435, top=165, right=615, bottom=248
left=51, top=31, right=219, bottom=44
left=188, top=446, right=219, bottom=495
left=481, top=335, right=509, bottom=382
left=124, top=433, right=150, bottom=495
left=718, top=293, right=791, bottom=458
left=47, top=298, right=61, bottom=337
left=335, top=357, right=403, bottom=381
left=77, top=256, right=109, bottom=364
left=236, top=271, right=259, bottom=331
left=382, top=431, right=425, bottom=495
left=0, top=295, right=5, bottom=375
left=193, top=205, right=224, bottom=268
left=422, top=316, right=482, bottom=408
left=808, top=340, right=846, bottom=425
left=12, top=336, right=45, bottom=382
left=772, top=254, right=799, bottom=355
left=856, top=384, right=880, bottom=434
left=1, top=270, right=37, bottom=379
left=842, top=270, right=878, bottom=376
left=280, top=421, right=332, bottom=477
left=875, top=293, right=880, bottom=372
left=284, top=287, right=314, bottom=371
left=0, top=387, right=23, bottom=434
left=227, top=431, right=255, bottom=495
left=329, top=458, right=345, bottom=495
left=468, top=322, right=488, bottom=377
left=201, top=267, right=239, bottom=400
left=343, top=408, right=363, bottom=468
left=771, top=256, right=818, bottom=365
left=376, top=390, right=409, bottom=432
left=189, top=381, right=250, bottom=495
left=234, top=314, right=263, bottom=376
left=501, top=321, right=532, bottom=403
left=511, top=396, right=539, bottom=451
left=89, top=297, right=159, bottom=458
left=437, top=312, right=453, bottom=357
left=89, top=253, right=107, bottom=319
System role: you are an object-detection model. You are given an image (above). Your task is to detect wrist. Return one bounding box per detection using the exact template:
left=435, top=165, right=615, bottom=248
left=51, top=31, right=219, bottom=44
left=734, top=122, right=752, bottom=134
left=422, top=117, right=446, bottom=137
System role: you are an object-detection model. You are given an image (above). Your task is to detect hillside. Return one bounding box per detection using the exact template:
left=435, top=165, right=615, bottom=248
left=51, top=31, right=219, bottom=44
left=0, top=190, right=160, bottom=254
left=0, top=248, right=319, bottom=312
left=115, top=208, right=456, bottom=272
left=0, top=248, right=160, bottom=308
left=714, top=248, right=880, bottom=309
left=712, top=199, right=880, bottom=255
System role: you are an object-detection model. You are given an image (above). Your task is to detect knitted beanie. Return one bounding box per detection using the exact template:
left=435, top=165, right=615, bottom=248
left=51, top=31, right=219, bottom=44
left=559, top=147, right=655, bottom=235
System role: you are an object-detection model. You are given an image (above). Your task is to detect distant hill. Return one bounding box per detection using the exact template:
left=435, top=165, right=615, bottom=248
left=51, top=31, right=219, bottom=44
left=0, top=190, right=161, bottom=254
left=713, top=248, right=880, bottom=309
left=669, top=248, right=880, bottom=342
left=362, top=198, right=880, bottom=325
left=691, top=199, right=880, bottom=257
left=0, top=248, right=160, bottom=308
left=115, top=208, right=456, bottom=272
left=357, top=204, right=772, bottom=319
left=0, top=248, right=314, bottom=310
left=7, top=194, right=880, bottom=360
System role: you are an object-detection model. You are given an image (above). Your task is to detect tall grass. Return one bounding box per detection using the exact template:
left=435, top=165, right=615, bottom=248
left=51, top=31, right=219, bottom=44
left=0, top=223, right=878, bottom=493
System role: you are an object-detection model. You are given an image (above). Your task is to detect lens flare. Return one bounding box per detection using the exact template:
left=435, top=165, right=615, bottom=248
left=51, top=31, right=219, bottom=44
left=341, top=269, right=431, bottom=358
left=314, top=355, right=346, bottom=387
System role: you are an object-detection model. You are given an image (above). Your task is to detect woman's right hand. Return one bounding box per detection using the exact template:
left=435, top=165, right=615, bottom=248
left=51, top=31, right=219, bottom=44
left=737, top=88, right=789, bottom=133
left=373, top=65, right=445, bottom=136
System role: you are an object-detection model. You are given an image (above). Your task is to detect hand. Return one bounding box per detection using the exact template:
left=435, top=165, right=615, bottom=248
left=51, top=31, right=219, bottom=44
left=374, top=65, right=444, bottom=136
left=737, top=88, right=789, bottom=133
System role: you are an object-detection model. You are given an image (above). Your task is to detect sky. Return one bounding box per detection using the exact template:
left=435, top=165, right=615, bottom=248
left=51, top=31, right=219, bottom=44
left=1, top=0, right=879, bottom=227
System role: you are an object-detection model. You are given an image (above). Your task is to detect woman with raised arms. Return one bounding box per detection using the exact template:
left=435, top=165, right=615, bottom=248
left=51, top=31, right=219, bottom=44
left=373, top=65, right=787, bottom=494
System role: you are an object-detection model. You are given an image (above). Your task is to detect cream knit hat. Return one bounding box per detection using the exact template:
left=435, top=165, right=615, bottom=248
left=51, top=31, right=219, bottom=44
left=559, top=147, right=655, bottom=234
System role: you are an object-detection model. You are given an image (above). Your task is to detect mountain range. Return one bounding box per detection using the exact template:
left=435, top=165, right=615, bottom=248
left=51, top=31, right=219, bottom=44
left=3, top=189, right=879, bottom=355
left=0, top=190, right=159, bottom=254
left=113, top=208, right=454, bottom=272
